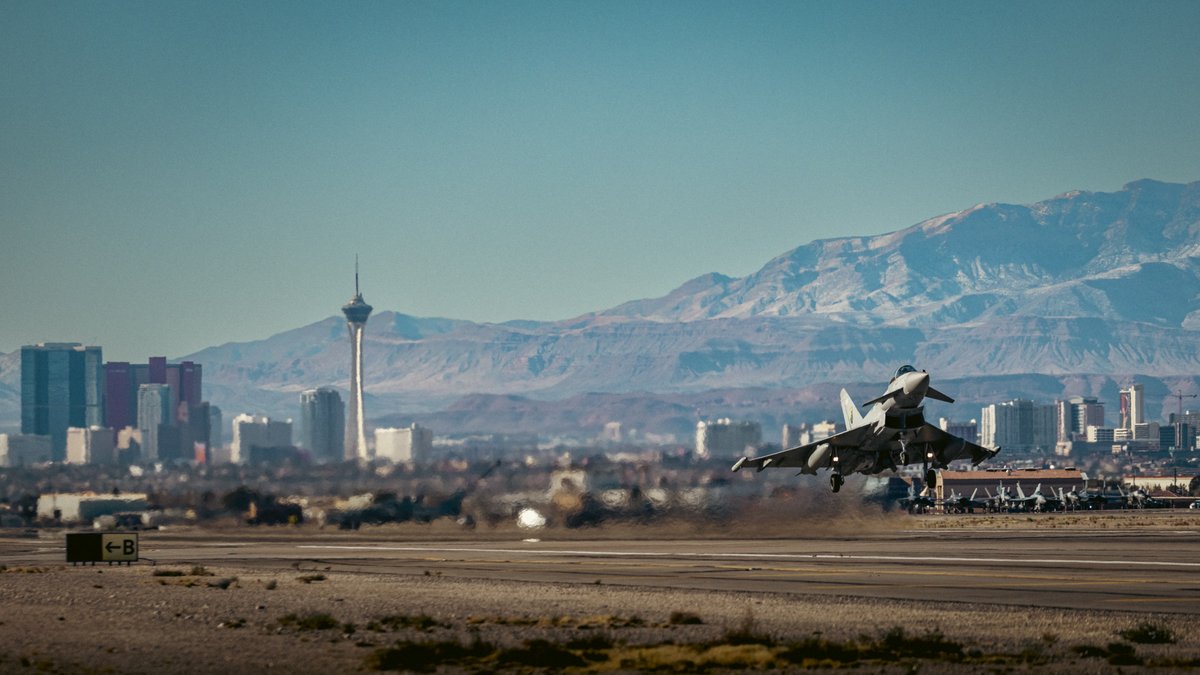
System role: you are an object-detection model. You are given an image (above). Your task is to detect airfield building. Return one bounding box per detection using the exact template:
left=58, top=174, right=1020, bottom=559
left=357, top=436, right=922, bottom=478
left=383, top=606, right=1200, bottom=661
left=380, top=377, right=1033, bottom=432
left=936, top=468, right=1085, bottom=503
left=1123, top=473, right=1196, bottom=492
left=36, top=492, right=150, bottom=525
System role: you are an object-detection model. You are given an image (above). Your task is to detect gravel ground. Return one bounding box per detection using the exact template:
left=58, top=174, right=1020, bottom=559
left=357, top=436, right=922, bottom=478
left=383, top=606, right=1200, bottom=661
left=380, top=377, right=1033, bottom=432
left=1, top=557, right=1197, bottom=673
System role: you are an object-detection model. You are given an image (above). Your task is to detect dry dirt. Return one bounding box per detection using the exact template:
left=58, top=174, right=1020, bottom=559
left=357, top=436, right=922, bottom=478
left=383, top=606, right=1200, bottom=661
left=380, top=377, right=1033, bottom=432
left=1, top=512, right=1198, bottom=673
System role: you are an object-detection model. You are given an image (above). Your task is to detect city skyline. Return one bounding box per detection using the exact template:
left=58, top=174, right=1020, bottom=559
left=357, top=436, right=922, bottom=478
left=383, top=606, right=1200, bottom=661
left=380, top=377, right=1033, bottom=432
left=3, top=2, right=1200, bottom=362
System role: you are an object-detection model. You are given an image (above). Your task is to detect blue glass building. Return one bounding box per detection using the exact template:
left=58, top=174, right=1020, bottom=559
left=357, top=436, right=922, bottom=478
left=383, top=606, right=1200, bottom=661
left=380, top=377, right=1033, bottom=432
left=20, top=343, right=104, bottom=461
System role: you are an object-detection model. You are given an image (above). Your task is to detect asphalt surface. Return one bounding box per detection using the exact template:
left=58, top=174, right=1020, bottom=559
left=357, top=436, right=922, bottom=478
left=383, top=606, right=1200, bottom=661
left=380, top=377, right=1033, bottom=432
left=10, top=522, right=1193, bottom=616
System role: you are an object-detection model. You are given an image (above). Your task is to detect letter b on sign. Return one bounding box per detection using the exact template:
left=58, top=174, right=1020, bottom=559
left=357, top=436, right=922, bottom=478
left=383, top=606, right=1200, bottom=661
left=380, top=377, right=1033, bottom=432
left=100, top=533, right=138, bottom=562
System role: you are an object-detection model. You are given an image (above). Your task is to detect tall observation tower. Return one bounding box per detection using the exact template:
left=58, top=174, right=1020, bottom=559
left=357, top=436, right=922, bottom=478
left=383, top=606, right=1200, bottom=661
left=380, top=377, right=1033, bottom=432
left=342, top=258, right=373, bottom=461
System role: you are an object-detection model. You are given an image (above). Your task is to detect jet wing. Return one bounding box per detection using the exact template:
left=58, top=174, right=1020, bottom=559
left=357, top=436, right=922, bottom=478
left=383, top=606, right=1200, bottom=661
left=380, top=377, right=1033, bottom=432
left=909, top=424, right=999, bottom=466
left=731, top=424, right=877, bottom=475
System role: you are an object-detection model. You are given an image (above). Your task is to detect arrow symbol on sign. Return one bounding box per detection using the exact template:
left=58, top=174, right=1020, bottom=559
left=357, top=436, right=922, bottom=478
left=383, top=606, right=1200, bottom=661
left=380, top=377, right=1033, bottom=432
left=105, top=542, right=119, bottom=553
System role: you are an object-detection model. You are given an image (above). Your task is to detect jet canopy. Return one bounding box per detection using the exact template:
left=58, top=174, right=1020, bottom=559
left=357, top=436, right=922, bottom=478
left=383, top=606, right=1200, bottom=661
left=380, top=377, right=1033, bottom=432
left=893, top=364, right=917, bottom=379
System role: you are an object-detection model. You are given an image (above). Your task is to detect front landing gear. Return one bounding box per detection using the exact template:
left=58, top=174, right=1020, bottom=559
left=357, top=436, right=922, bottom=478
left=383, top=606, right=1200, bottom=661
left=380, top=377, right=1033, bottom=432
left=830, top=473, right=845, bottom=493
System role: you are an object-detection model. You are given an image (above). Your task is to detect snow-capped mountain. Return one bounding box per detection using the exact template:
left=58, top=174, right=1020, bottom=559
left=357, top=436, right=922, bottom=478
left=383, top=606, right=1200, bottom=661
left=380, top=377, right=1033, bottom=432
left=3, top=179, right=1199, bottom=431
left=594, top=179, right=1200, bottom=327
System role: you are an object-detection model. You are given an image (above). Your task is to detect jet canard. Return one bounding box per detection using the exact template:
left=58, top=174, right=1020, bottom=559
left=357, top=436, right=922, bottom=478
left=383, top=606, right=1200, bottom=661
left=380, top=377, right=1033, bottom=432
left=731, top=365, right=999, bottom=492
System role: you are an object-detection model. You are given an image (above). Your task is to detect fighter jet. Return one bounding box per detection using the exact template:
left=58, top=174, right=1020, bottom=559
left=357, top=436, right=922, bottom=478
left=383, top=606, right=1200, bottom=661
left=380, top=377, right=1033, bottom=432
left=941, top=488, right=989, bottom=513
left=1004, top=483, right=1063, bottom=512
left=1123, top=486, right=1168, bottom=509
left=898, top=485, right=937, bottom=513
left=731, top=365, right=999, bottom=492
left=1061, top=483, right=1124, bottom=510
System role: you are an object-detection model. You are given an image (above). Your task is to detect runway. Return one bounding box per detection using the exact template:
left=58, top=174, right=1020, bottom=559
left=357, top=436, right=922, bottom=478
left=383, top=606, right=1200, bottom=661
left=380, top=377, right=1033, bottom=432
left=76, top=524, right=1200, bottom=616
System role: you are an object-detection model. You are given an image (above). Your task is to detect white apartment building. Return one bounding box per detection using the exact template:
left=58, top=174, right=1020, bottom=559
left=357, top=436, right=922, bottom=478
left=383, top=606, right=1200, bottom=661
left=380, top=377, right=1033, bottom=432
left=230, top=414, right=293, bottom=463
left=66, top=426, right=115, bottom=465
left=374, top=424, right=433, bottom=463
left=980, top=399, right=1056, bottom=451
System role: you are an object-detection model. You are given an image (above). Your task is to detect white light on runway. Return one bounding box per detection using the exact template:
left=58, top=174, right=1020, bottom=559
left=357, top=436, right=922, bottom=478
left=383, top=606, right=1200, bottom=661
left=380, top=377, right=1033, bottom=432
left=517, top=508, right=547, bottom=529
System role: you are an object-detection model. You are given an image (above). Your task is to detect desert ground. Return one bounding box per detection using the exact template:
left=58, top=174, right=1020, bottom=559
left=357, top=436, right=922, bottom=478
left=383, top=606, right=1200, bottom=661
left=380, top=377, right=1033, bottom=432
left=1, top=511, right=1198, bottom=673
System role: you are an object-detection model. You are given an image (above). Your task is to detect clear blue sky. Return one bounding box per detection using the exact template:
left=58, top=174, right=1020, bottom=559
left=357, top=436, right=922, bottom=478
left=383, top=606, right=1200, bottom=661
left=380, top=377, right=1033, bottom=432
left=2, top=0, right=1199, bottom=362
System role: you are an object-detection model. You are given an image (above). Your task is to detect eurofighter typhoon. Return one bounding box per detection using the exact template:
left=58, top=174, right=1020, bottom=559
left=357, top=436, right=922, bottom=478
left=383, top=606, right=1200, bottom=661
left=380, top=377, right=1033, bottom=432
left=732, top=365, right=999, bottom=492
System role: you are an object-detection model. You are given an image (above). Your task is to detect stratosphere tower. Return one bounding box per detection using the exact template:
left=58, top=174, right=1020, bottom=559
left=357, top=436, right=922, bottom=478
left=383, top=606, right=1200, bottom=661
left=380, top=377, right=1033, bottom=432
left=342, top=259, right=373, bottom=460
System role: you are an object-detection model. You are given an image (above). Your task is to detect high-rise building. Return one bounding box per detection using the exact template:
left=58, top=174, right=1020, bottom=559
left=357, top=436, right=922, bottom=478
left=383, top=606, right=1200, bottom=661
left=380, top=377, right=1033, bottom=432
left=980, top=400, right=1056, bottom=451
left=781, top=424, right=806, bottom=449
left=182, top=401, right=212, bottom=463
left=1172, top=422, right=1194, bottom=450
left=208, top=405, right=223, bottom=452
left=0, top=434, right=52, bottom=467
left=66, top=426, right=116, bottom=465
left=599, top=421, right=622, bottom=444
left=811, top=420, right=843, bottom=442
left=230, top=414, right=293, bottom=464
left=1119, top=384, right=1145, bottom=431
left=342, top=260, right=373, bottom=461
left=137, top=384, right=173, bottom=462
left=299, top=387, right=345, bottom=463
left=21, top=343, right=104, bottom=460
left=104, top=358, right=202, bottom=432
left=1056, top=397, right=1105, bottom=442
left=938, top=418, right=979, bottom=445
left=374, top=424, right=433, bottom=463
left=695, top=419, right=761, bottom=459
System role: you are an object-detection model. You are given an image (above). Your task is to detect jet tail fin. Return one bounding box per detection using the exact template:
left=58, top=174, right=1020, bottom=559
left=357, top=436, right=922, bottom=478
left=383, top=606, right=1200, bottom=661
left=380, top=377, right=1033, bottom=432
left=840, top=389, right=861, bottom=428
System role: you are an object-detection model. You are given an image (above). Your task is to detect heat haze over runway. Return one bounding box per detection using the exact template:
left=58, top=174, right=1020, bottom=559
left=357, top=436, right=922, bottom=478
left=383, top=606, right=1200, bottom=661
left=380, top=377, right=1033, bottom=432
left=36, top=523, right=1191, bottom=616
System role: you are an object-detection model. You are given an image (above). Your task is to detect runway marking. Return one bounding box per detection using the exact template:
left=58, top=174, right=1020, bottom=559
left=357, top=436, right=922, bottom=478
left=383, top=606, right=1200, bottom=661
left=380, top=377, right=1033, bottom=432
left=1109, top=597, right=1200, bottom=604
left=408, top=558, right=1179, bottom=587
left=297, top=545, right=1200, bottom=569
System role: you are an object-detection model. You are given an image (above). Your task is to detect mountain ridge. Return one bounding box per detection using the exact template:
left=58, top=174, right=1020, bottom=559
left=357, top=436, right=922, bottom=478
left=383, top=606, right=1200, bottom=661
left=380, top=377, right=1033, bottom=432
left=589, top=178, right=1200, bottom=326
left=3, top=178, right=1200, bottom=434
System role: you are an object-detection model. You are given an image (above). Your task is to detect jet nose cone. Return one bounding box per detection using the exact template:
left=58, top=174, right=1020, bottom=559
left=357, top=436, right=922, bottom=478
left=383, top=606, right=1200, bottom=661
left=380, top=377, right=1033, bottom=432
left=903, top=371, right=929, bottom=395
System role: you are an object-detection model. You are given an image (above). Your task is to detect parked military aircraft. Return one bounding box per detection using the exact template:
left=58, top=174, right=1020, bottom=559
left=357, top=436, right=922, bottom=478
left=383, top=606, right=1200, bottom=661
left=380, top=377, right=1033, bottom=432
left=731, top=365, right=999, bottom=492
left=1005, top=483, right=1063, bottom=512
left=898, top=485, right=937, bottom=513
left=1123, top=486, right=1168, bottom=509
left=941, top=488, right=989, bottom=513
left=1061, top=484, right=1125, bottom=510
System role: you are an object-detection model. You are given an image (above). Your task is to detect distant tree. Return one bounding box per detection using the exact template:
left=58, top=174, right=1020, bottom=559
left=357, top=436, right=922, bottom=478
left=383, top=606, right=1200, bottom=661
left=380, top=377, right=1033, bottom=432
left=222, top=486, right=260, bottom=513
left=14, top=494, right=38, bottom=523
left=1190, top=475, right=1200, bottom=496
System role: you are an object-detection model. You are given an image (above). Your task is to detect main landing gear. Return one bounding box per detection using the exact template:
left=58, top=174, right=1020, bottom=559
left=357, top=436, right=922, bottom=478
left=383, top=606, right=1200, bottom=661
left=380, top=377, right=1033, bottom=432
left=830, top=473, right=845, bottom=493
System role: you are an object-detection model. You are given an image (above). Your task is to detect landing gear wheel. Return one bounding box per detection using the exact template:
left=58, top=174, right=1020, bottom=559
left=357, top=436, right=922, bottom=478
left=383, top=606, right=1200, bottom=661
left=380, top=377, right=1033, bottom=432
left=925, top=468, right=937, bottom=491
left=830, top=473, right=844, bottom=493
